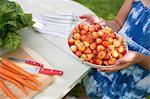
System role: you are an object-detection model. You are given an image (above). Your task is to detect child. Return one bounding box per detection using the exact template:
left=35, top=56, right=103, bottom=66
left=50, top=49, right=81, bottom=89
left=80, top=0, right=150, bottom=98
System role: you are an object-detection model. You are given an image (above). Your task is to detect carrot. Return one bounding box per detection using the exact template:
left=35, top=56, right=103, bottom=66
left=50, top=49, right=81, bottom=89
left=1, top=58, right=41, bottom=86
left=1, top=66, right=34, bottom=80
left=1, top=64, right=36, bottom=77
left=0, top=73, right=29, bottom=95
left=1, top=65, right=17, bottom=74
left=0, top=67, right=40, bottom=91
left=0, top=79, right=17, bottom=99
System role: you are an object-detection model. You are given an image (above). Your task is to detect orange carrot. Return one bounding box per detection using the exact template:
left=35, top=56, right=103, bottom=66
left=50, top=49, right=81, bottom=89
left=1, top=66, right=34, bottom=80
left=1, top=58, right=41, bottom=86
left=0, top=73, right=29, bottom=95
left=1, top=65, right=17, bottom=74
left=0, top=79, right=17, bottom=99
left=2, top=64, right=36, bottom=77
left=0, top=67, right=40, bottom=91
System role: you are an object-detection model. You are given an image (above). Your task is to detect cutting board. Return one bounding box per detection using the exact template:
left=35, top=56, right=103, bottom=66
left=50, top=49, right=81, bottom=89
left=0, top=45, right=55, bottom=99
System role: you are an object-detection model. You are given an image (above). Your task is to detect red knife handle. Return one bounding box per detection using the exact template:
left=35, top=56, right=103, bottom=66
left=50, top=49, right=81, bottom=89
left=39, top=68, right=63, bottom=75
left=25, top=60, right=43, bottom=67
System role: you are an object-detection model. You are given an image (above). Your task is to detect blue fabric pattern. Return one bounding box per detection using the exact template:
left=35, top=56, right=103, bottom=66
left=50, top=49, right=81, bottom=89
left=83, top=1, right=150, bottom=99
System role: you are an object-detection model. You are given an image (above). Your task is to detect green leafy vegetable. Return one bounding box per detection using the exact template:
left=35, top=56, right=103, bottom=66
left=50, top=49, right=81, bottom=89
left=4, top=33, right=22, bottom=51
left=0, top=0, right=34, bottom=50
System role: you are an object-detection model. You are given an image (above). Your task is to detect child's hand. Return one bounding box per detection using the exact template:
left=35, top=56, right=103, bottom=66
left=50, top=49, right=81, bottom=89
left=97, top=51, right=143, bottom=72
left=79, top=14, right=106, bottom=25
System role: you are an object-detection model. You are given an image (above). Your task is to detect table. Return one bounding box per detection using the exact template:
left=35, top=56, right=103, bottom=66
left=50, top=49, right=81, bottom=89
left=13, top=0, right=95, bottom=99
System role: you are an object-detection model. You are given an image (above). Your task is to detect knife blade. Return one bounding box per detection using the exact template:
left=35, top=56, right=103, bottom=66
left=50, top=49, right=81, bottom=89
left=8, top=57, right=43, bottom=68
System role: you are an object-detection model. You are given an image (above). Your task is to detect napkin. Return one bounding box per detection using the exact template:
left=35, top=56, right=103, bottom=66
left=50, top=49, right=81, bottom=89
left=32, top=12, right=79, bottom=38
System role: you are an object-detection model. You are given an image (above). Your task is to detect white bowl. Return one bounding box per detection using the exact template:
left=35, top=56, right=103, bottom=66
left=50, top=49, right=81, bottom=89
left=67, top=21, right=128, bottom=68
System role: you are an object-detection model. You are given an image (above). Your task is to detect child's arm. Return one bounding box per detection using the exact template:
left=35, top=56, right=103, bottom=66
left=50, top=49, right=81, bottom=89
left=106, top=0, right=133, bottom=32
left=138, top=55, right=150, bottom=70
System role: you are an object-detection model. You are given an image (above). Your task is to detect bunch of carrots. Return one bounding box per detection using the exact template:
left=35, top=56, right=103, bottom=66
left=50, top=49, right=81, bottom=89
left=0, top=58, right=42, bottom=99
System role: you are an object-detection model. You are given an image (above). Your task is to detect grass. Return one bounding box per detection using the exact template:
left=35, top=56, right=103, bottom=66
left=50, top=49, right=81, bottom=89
left=74, top=0, right=124, bottom=20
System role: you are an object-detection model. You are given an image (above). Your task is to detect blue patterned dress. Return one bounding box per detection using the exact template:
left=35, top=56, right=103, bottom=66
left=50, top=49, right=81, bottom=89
left=83, top=0, right=150, bottom=99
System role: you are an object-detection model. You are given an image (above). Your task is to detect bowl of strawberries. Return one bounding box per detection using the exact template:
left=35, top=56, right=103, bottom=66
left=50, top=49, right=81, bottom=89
left=68, top=21, right=128, bottom=68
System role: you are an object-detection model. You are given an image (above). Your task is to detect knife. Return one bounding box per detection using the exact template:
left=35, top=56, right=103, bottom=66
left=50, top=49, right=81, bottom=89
left=8, top=57, right=43, bottom=68
left=39, top=68, right=63, bottom=75
left=16, top=66, right=63, bottom=76
left=8, top=57, right=63, bottom=76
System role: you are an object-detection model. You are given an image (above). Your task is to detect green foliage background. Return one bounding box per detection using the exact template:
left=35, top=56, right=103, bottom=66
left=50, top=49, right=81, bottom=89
left=74, top=0, right=124, bottom=20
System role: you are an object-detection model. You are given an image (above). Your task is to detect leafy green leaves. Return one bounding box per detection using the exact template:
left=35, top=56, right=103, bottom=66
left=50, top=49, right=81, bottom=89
left=4, top=33, right=22, bottom=51
left=0, top=0, right=34, bottom=50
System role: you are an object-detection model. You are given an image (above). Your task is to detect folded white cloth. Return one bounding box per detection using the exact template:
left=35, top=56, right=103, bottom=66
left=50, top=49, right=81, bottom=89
left=32, top=12, right=79, bottom=38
